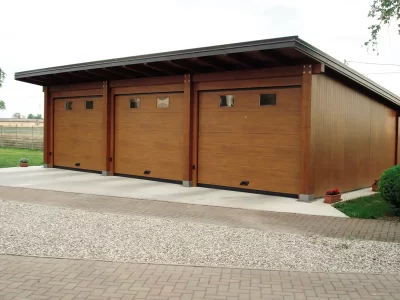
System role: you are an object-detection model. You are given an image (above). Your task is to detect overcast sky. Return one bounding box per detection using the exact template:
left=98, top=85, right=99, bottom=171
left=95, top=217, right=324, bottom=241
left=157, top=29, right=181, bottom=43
left=1, top=0, right=399, bottom=118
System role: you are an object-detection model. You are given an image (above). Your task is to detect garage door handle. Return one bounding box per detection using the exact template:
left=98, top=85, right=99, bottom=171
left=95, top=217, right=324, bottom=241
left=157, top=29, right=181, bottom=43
left=75, top=163, right=81, bottom=167
left=240, top=181, right=249, bottom=186
left=144, top=170, right=151, bottom=175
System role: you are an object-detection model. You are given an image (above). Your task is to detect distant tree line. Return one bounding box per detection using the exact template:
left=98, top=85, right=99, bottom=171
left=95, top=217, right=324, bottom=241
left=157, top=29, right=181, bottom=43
left=12, top=112, right=43, bottom=119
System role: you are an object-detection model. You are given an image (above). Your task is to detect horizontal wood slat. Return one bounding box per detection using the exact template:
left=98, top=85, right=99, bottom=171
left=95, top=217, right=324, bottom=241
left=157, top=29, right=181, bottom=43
left=110, top=75, right=183, bottom=88
left=113, top=84, right=184, bottom=95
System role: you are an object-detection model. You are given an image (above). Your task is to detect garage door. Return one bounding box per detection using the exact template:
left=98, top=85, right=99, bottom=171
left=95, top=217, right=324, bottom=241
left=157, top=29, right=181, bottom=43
left=198, top=88, right=301, bottom=195
left=114, top=93, right=184, bottom=181
left=54, top=97, right=105, bottom=171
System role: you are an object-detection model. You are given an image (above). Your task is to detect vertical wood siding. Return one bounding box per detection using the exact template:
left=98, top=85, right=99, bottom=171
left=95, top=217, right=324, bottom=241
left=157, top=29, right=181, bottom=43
left=311, top=75, right=396, bottom=197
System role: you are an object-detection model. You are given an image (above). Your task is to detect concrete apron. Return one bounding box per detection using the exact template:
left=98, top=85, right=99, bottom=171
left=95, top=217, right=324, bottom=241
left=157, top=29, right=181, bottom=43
left=0, top=166, right=348, bottom=218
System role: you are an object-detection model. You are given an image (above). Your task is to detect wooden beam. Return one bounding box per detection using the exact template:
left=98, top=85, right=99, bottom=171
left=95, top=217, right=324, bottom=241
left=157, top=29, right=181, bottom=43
left=182, top=74, right=192, bottom=185
left=43, top=87, right=50, bottom=167
left=113, top=84, right=184, bottom=95
left=299, top=64, right=314, bottom=200
left=196, top=76, right=302, bottom=91
left=218, top=54, right=253, bottom=69
left=193, top=66, right=304, bottom=83
left=110, top=75, right=183, bottom=88
left=51, top=89, right=103, bottom=98
left=124, top=65, right=160, bottom=77
left=312, top=64, right=325, bottom=74
left=190, top=57, right=225, bottom=71
left=49, top=82, right=103, bottom=92
left=144, top=63, right=174, bottom=75
left=103, top=81, right=111, bottom=174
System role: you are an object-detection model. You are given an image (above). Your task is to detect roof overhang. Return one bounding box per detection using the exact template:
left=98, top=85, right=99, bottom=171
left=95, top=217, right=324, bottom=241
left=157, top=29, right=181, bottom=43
left=15, top=36, right=400, bottom=108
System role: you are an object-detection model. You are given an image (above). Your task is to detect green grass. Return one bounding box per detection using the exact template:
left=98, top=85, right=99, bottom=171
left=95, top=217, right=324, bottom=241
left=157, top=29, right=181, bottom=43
left=333, top=193, right=396, bottom=219
left=0, top=147, right=43, bottom=168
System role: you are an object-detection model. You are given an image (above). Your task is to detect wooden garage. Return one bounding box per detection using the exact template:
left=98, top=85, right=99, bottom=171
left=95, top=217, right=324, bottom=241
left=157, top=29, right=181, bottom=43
left=15, top=36, right=400, bottom=200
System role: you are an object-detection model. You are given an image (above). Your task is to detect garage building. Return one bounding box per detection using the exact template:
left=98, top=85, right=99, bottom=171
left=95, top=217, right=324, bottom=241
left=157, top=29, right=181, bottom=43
left=15, top=36, right=400, bottom=200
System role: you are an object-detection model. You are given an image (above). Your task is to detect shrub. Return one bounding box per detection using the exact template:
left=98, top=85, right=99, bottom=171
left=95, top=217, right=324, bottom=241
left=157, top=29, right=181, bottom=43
left=379, top=165, right=400, bottom=210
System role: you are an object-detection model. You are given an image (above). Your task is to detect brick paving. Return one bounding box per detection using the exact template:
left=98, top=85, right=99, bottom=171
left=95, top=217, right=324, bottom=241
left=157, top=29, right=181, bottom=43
left=0, top=186, right=399, bottom=243
left=1, top=254, right=400, bottom=300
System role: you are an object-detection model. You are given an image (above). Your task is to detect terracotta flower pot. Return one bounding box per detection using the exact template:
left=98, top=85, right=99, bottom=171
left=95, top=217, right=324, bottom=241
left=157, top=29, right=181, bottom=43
left=20, top=163, right=28, bottom=167
left=324, top=194, right=341, bottom=204
left=372, top=180, right=379, bottom=192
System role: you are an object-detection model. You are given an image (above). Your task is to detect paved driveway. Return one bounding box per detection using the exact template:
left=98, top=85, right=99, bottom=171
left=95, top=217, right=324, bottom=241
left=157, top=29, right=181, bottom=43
left=0, top=167, right=349, bottom=217
left=1, top=254, right=400, bottom=300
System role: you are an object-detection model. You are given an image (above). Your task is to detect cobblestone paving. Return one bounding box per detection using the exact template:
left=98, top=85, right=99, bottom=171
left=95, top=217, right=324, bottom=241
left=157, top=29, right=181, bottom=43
left=0, top=186, right=399, bottom=242
left=1, top=254, right=400, bottom=300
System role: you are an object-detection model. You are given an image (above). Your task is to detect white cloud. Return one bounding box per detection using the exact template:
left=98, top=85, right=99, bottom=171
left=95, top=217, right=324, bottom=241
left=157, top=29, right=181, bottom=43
left=1, top=0, right=399, bottom=117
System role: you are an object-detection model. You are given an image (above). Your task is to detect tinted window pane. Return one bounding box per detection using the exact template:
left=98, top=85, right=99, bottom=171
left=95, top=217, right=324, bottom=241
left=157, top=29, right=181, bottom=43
left=130, top=98, right=140, bottom=108
left=85, top=101, right=94, bottom=110
left=219, top=95, right=234, bottom=107
left=65, top=102, right=72, bottom=110
left=260, top=94, right=276, bottom=106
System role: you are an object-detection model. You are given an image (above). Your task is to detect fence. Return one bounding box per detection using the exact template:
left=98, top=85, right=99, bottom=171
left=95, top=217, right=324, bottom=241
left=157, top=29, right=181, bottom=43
left=0, top=126, right=44, bottom=150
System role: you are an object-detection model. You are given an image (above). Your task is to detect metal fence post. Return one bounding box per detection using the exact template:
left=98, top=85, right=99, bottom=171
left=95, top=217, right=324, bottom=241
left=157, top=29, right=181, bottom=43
left=31, top=126, right=34, bottom=150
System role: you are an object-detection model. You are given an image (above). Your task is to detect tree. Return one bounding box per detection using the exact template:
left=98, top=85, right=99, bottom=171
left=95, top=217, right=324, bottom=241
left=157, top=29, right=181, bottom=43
left=365, top=0, right=400, bottom=53
left=27, top=113, right=43, bottom=119
left=0, top=67, right=5, bottom=111
left=12, top=112, right=21, bottom=119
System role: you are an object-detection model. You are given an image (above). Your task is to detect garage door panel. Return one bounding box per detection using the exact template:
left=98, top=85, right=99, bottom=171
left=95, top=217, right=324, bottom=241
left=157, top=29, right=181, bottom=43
left=199, top=163, right=299, bottom=181
left=199, top=141, right=299, bottom=158
left=198, top=88, right=301, bottom=195
left=199, top=153, right=299, bottom=171
left=114, top=92, right=184, bottom=180
left=199, top=172, right=299, bottom=195
left=54, top=97, right=105, bottom=171
left=115, top=161, right=182, bottom=181
left=200, top=121, right=300, bottom=135
left=200, top=111, right=300, bottom=124
left=200, top=133, right=300, bottom=147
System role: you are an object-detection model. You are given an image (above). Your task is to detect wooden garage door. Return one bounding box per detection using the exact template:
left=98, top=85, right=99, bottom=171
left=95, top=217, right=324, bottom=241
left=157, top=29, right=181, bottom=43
left=54, top=97, right=105, bottom=171
left=114, top=93, right=184, bottom=181
left=198, top=88, right=301, bottom=195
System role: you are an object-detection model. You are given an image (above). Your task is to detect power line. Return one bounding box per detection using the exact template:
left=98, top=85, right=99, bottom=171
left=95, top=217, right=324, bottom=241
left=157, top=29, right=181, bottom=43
left=364, top=72, right=400, bottom=75
left=346, top=60, right=400, bottom=67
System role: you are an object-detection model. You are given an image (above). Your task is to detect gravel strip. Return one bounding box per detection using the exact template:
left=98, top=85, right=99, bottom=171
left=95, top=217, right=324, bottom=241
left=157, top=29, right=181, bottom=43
left=0, top=200, right=399, bottom=274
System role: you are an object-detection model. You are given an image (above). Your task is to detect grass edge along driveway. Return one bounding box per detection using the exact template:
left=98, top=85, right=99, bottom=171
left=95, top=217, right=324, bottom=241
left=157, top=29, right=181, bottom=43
left=0, top=147, right=43, bottom=168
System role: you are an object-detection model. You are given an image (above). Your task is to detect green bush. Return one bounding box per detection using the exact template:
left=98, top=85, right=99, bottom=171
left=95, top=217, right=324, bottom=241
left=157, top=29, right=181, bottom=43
left=379, top=165, right=400, bottom=210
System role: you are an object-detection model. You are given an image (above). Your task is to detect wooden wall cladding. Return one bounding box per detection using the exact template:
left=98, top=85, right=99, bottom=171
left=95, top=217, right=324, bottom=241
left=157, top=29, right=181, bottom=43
left=311, top=74, right=397, bottom=197
left=53, top=97, right=106, bottom=171
left=198, top=87, right=301, bottom=194
left=114, top=93, right=184, bottom=181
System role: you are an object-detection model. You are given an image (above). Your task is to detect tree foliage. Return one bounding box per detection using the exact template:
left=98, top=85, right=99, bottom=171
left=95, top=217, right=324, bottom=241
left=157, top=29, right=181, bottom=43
left=12, top=112, right=21, bottom=119
left=27, top=113, right=43, bottom=119
left=365, top=0, right=400, bottom=53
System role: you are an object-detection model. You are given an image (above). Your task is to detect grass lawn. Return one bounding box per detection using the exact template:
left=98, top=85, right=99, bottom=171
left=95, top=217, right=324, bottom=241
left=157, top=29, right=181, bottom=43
left=333, top=193, right=397, bottom=219
left=0, top=147, right=43, bottom=168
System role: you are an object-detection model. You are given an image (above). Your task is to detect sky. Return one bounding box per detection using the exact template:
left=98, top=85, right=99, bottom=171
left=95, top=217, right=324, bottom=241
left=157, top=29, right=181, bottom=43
left=1, top=0, right=400, bottom=118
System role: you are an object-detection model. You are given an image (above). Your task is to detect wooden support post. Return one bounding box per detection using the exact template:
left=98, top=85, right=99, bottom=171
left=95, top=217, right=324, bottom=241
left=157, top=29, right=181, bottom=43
left=48, top=89, right=54, bottom=167
left=191, top=85, right=199, bottom=187
left=103, top=81, right=111, bottom=175
left=43, top=87, right=50, bottom=167
left=299, top=65, right=314, bottom=201
left=109, top=88, right=116, bottom=175
left=182, top=74, right=192, bottom=186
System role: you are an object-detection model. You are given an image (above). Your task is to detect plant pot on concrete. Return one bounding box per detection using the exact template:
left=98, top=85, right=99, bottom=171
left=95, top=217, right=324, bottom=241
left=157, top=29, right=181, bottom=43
left=372, top=180, right=379, bottom=192
left=324, top=188, right=341, bottom=204
left=19, top=158, right=29, bottom=167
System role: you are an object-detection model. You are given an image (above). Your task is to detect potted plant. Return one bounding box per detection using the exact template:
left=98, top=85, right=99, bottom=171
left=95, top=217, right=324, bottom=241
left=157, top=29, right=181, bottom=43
left=20, top=158, right=29, bottom=167
left=324, top=188, right=341, bottom=204
left=372, top=179, right=379, bottom=192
